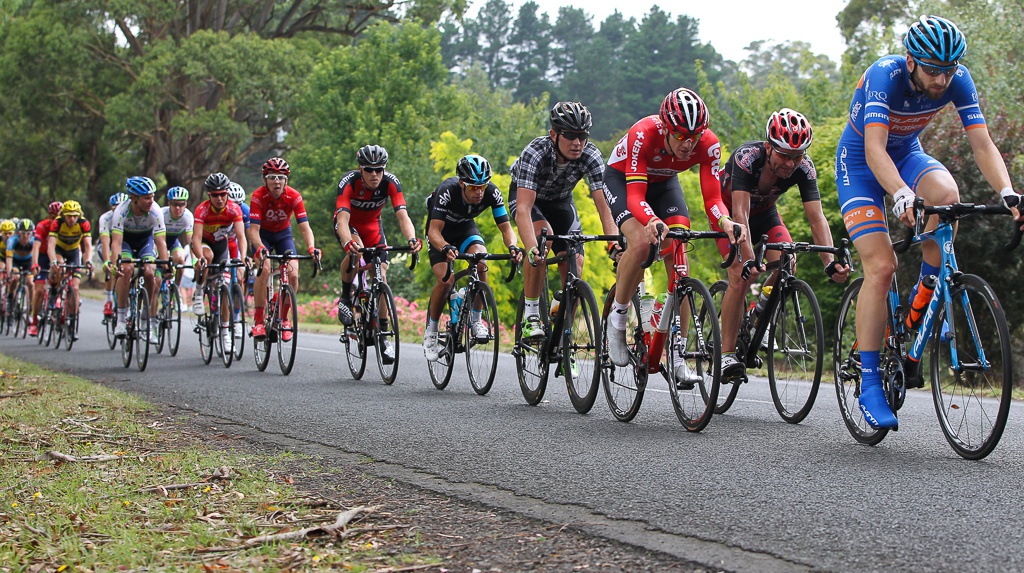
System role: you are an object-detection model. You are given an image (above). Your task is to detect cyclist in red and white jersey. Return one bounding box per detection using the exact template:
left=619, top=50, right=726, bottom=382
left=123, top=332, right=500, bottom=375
left=248, top=157, right=321, bottom=341
left=603, top=88, right=744, bottom=386
left=191, top=173, right=247, bottom=319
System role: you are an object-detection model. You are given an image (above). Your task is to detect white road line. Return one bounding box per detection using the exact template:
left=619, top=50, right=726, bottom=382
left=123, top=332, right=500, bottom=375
left=298, top=347, right=340, bottom=355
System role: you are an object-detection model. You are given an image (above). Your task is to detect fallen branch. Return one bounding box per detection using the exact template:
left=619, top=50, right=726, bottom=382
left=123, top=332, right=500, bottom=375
left=0, top=389, right=41, bottom=398
left=241, top=505, right=380, bottom=547
left=138, top=482, right=209, bottom=494
left=44, top=451, right=124, bottom=463
left=371, top=564, right=438, bottom=573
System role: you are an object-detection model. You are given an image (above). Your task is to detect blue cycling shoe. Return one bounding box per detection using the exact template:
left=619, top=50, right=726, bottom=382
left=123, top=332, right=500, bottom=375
left=858, top=383, right=899, bottom=429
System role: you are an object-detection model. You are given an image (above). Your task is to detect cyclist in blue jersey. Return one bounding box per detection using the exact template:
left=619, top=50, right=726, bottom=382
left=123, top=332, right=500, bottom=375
left=836, top=15, right=1022, bottom=429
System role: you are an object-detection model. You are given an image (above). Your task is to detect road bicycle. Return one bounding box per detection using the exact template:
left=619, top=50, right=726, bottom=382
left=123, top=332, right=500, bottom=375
left=253, top=252, right=321, bottom=375
left=153, top=264, right=187, bottom=356
left=513, top=230, right=619, bottom=414
left=5, top=270, right=32, bottom=338
left=194, top=260, right=247, bottom=368
left=116, top=257, right=169, bottom=372
left=427, top=251, right=518, bottom=395
left=834, top=199, right=1018, bottom=460
left=600, top=226, right=736, bottom=431
left=0, top=271, right=7, bottom=334
left=341, top=245, right=418, bottom=385
left=709, top=238, right=849, bottom=423
left=49, top=262, right=91, bottom=351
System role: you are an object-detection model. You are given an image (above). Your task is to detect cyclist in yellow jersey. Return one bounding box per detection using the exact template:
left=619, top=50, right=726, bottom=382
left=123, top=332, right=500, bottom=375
left=47, top=201, right=93, bottom=328
left=0, top=219, right=13, bottom=275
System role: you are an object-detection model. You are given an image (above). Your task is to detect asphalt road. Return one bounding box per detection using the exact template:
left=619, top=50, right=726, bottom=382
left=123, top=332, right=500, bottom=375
left=5, top=298, right=1024, bottom=573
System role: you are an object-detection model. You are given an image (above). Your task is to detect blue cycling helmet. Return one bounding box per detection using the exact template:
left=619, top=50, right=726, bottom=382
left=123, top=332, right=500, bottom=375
left=166, top=186, right=190, bottom=202
left=126, top=176, right=156, bottom=196
left=456, top=154, right=492, bottom=185
left=904, top=15, right=966, bottom=63
left=109, top=192, right=129, bottom=207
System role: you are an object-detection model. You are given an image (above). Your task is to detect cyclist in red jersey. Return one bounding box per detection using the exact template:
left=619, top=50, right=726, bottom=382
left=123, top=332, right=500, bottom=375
left=28, top=201, right=63, bottom=337
left=191, top=173, right=247, bottom=320
left=333, top=144, right=422, bottom=333
left=248, top=157, right=321, bottom=341
left=603, top=88, right=745, bottom=385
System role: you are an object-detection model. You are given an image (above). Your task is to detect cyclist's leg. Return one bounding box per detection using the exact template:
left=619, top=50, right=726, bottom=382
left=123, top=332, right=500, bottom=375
left=897, top=151, right=959, bottom=294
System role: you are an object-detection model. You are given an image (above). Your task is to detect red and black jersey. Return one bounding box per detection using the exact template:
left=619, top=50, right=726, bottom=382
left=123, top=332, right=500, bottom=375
left=334, top=170, right=407, bottom=226
left=720, top=141, right=820, bottom=216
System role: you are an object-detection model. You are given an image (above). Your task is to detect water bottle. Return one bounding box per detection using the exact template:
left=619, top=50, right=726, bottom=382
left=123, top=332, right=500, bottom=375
left=549, top=290, right=562, bottom=319
left=650, top=292, right=668, bottom=332
left=639, top=290, right=656, bottom=333
left=906, top=274, right=937, bottom=329
left=752, top=285, right=773, bottom=320
left=450, top=287, right=466, bottom=324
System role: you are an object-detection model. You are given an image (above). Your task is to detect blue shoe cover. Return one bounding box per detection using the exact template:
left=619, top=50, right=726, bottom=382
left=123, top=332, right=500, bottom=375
left=858, top=384, right=898, bottom=429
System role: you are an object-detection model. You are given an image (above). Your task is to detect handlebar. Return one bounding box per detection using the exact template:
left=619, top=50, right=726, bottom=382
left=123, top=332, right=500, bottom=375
left=346, top=245, right=419, bottom=272
left=893, top=198, right=1021, bottom=254
left=640, top=224, right=737, bottom=269
left=535, top=229, right=624, bottom=266
left=258, top=252, right=322, bottom=279
left=442, top=252, right=520, bottom=284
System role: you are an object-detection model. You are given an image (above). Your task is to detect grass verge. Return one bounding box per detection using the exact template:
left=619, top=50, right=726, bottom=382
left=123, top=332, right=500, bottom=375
left=0, top=353, right=440, bottom=572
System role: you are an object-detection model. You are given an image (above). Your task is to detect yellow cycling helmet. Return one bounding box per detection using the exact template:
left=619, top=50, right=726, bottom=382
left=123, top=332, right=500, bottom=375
left=0, top=220, right=15, bottom=233
left=60, top=200, right=83, bottom=216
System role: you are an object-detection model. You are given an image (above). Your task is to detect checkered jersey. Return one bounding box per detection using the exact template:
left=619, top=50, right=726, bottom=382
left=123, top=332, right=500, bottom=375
left=510, top=137, right=606, bottom=201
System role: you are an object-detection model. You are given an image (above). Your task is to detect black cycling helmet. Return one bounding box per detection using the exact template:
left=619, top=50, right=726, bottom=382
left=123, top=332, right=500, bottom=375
left=356, top=144, right=389, bottom=167
left=456, top=155, right=492, bottom=186
left=550, top=101, right=593, bottom=133
left=204, top=172, right=231, bottom=192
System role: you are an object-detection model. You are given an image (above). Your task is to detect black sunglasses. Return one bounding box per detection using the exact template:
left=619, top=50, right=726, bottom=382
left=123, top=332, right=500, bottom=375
left=362, top=166, right=385, bottom=173
left=559, top=131, right=589, bottom=142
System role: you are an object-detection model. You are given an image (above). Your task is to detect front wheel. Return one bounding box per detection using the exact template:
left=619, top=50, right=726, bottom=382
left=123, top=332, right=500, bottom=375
left=374, top=284, right=401, bottom=385
left=63, top=289, right=79, bottom=351
left=563, top=281, right=601, bottom=415
left=231, top=282, right=245, bottom=361
left=343, top=291, right=367, bottom=380
left=253, top=318, right=271, bottom=372
left=666, top=279, right=720, bottom=432
left=465, top=283, right=499, bottom=395
left=707, top=280, right=742, bottom=414
left=600, top=287, right=647, bottom=423
left=277, top=285, right=298, bottom=375
left=930, top=274, right=1013, bottom=460
left=198, top=288, right=214, bottom=365
left=166, top=284, right=182, bottom=356
left=428, top=316, right=455, bottom=390
left=833, top=277, right=889, bottom=446
left=135, top=288, right=150, bottom=372
left=219, top=283, right=234, bottom=368
left=767, top=279, right=824, bottom=424
left=514, top=290, right=549, bottom=406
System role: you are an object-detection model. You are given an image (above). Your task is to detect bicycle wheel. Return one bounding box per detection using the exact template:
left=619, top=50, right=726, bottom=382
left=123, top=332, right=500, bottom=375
left=63, top=289, right=79, bottom=351
left=514, top=290, right=549, bottom=406
left=15, top=287, right=28, bottom=338
left=767, top=279, right=823, bottom=424
left=707, top=280, right=742, bottom=414
left=253, top=317, right=272, bottom=372
left=342, top=294, right=367, bottom=380
left=930, top=274, right=1012, bottom=460
left=374, top=284, right=401, bottom=385
left=121, top=297, right=134, bottom=369
left=52, top=293, right=65, bottom=350
left=219, top=283, right=234, bottom=368
left=135, top=288, right=150, bottom=371
left=666, top=278, right=720, bottom=432
left=42, top=307, right=55, bottom=347
left=231, top=282, right=245, bottom=361
left=833, top=277, right=889, bottom=445
left=600, top=287, right=647, bottom=422
left=155, top=287, right=168, bottom=354
left=198, top=288, right=214, bottom=365
left=563, top=281, right=601, bottom=414
left=166, top=284, right=182, bottom=356
left=465, top=282, right=499, bottom=395
left=428, top=315, right=455, bottom=390
left=277, top=284, right=298, bottom=375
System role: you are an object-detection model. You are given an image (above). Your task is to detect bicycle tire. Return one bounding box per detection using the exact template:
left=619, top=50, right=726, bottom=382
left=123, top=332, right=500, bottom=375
left=343, top=290, right=367, bottom=380
left=155, top=286, right=167, bottom=354
left=15, top=287, right=28, bottom=338
left=167, top=284, right=182, bottom=356
left=374, top=283, right=400, bottom=385
left=105, top=291, right=117, bottom=349
left=564, top=281, right=601, bottom=414
left=135, top=287, right=150, bottom=371
left=52, top=290, right=65, bottom=350
left=600, top=286, right=647, bottom=423
left=466, top=282, right=499, bottom=395
left=277, top=284, right=298, bottom=375
left=39, top=298, right=52, bottom=347
left=767, top=279, right=823, bottom=424
left=666, top=278, right=721, bottom=432
left=219, top=283, right=234, bottom=368
left=833, top=277, right=889, bottom=445
left=253, top=319, right=272, bottom=372
left=64, top=289, right=79, bottom=351
left=428, top=315, right=456, bottom=390
left=707, top=280, right=742, bottom=414
left=198, top=288, right=214, bottom=365
left=231, top=282, right=245, bottom=361
left=514, top=290, right=549, bottom=406
left=930, top=274, right=1013, bottom=460
left=121, top=293, right=134, bottom=369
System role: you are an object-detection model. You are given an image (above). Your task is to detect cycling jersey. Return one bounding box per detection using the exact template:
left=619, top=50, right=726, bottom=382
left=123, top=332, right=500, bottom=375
left=98, top=210, right=114, bottom=237
left=194, top=201, right=242, bottom=243
left=161, top=206, right=194, bottom=248
left=720, top=141, right=820, bottom=215
left=6, top=235, right=33, bottom=266
left=0, top=237, right=7, bottom=260
left=49, top=219, right=92, bottom=250
left=606, top=115, right=727, bottom=226
left=426, top=177, right=508, bottom=226
left=509, top=137, right=606, bottom=201
left=249, top=186, right=308, bottom=233
left=239, top=202, right=250, bottom=229
left=335, top=170, right=407, bottom=221
left=111, top=201, right=166, bottom=239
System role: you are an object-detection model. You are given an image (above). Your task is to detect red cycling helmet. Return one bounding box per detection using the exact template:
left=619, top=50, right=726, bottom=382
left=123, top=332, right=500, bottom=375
left=48, top=201, right=63, bottom=217
left=766, top=108, right=813, bottom=152
left=659, top=88, right=709, bottom=135
left=262, top=157, right=290, bottom=177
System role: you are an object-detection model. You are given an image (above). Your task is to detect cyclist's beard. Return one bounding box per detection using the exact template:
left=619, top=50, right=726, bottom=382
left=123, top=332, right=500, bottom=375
left=909, top=69, right=948, bottom=101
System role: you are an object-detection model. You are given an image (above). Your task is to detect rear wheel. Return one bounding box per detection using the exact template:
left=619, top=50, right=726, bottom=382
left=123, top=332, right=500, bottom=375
left=253, top=317, right=271, bottom=372
left=666, top=279, right=721, bottom=432
left=343, top=289, right=367, bottom=379
left=374, top=284, right=401, bottom=385
left=52, top=292, right=65, bottom=350
left=155, top=286, right=168, bottom=354
left=930, top=274, right=1013, bottom=460
left=466, top=283, right=499, bottom=395
left=707, top=280, right=742, bottom=414
left=219, top=283, right=234, bottom=368
left=563, top=281, right=601, bottom=415
left=15, top=287, right=29, bottom=338
left=277, top=285, right=298, bottom=375
left=63, top=289, right=79, bottom=351
left=231, top=282, right=245, bottom=361
left=166, top=284, right=182, bottom=356
left=767, top=279, right=823, bottom=424
left=514, top=290, right=549, bottom=406
left=121, top=298, right=134, bottom=369
left=833, top=277, right=889, bottom=446
left=427, top=315, right=455, bottom=390
left=135, top=288, right=150, bottom=371
left=600, top=286, right=647, bottom=423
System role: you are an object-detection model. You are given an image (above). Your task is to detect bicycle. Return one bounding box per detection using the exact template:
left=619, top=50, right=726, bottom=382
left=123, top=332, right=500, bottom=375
left=154, top=264, right=186, bottom=357
left=102, top=269, right=120, bottom=350
left=513, top=230, right=619, bottom=414
left=709, top=237, right=850, bottom=423
left=252, top=252, right=321, bottom=375
left=427, top=251, right=518, bottom=395
left=0, top=271, right=7, bottom=334
left=49, top=262, right=91, bottom=351
left=194, top=260, right=247, bottom=368
left=600, top=226, right=736, bottom=431
left=341, top=245, right=418, bottom=385
left=116, top=257, right=168, bottom=372
left=5, top=271, right=32, bottom=338
left=834, top=199, right=1018, bottom=460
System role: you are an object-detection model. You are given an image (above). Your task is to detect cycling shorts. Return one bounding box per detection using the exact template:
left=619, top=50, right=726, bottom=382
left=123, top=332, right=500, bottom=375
left=712, top=208, right=790, bottom=258
left=201, top=237, right=231, bottom=264
left=508, top=186, right=583, bottom=255
left=426, top=220, right=486, bottom=267
left=54, top=246, right=85, bottom=278
left=34, top=253, right=50, bottom=283
left=337, top=218, right=389, bottom=265
left=121, top=234, right=156, bottom=261
left=167, top=233, right=188, bottom=253
left=259, top=227, right=296, bottom=256
left=603, top=167, right=691, bottom=229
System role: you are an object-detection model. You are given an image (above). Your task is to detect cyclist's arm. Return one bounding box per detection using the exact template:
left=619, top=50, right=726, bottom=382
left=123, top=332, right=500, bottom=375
left=513, top=187, right=539, bottom=251
left=334, top=209, right=355, bottom=246
left=426, top=219, right=447, bottom=253
left=231, top=219, right=248, bottom=259
left=190, top=223, right=205, bottom=261
left=109, top=232, right=123, bottom=264
left=155, top=232, right=169, bottom=263
left=297, top=220, right=314, bottom=251
left=246, top=222, right=264, bottom=255
left=864, top=125, right=907, bottom=199
left=46, top=234, right=57, bottom=262
left=966, top=126, right=1015, bottom=200
left=803, top=199, right=837, bottom=260
left=394, top=208, right=417, bottom=243
left=589, top=187, right=618, bottom=235
left=99, top=233, right=111, bottom=262
left=497, top=221, right=519, bottom=252
left=730, top=190, right=756, bottom=262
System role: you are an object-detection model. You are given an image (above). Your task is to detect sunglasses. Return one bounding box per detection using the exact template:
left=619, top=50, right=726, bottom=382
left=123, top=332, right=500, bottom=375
left=914, top=58, right=958, bottom=78
left=772, top=146, right=805, bottom=161
left=465, top=184, right=487, bottom=192
left=209, top=191, right=229, bottom=198
left=170, top=201, right=187, bottom=207
left=362, top=166, right=385, bottom=174
left=559, top=131, right=589, bottom=142
left=670, top=129, right=704, bottom=144
left=265, top=174, right=289, bottom=182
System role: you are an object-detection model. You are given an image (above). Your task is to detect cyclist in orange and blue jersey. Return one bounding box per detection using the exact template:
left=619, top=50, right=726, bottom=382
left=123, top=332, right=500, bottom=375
left=835, top=15, right=1022, bottom=428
